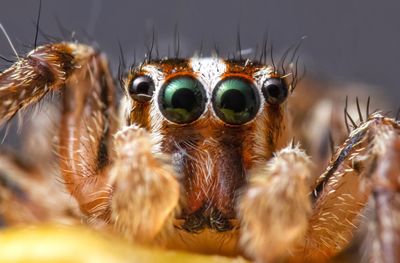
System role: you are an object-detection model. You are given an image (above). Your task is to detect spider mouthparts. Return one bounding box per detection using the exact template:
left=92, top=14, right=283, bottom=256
left=176, top=207, right=238, bottom=233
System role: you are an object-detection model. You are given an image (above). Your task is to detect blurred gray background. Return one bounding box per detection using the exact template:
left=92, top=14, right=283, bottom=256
left=0, top=2, right=396, bottom=258
left=0, top=0, right=399, bottom=106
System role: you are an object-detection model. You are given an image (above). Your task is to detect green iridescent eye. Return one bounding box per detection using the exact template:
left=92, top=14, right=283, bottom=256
left=159, top=76, right=206, bottom=124
left=212, top=77, right=260, bottom=125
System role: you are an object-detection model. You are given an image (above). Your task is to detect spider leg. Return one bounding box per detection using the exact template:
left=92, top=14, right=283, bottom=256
left=300, top=114, right=400, bottom=262
left=0, top=43, right=117, bottom=220
left=0, top=149, right=81, bottom=226
left=58, top=45, right=118, bottom=220
left=107, top=125, right=180, bottom=244
left=0, top=43, right=79, bottom=124
left=362, top=118, right=400, bottom=262
left=239, top=114, right=399, bottom=262
left=238, top=143, right=313, bottom=262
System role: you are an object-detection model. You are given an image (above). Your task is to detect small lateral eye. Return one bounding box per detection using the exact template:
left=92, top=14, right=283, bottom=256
left=261, top=78, right=288, bottom=104
left=128, top=75, right=155, bottom=102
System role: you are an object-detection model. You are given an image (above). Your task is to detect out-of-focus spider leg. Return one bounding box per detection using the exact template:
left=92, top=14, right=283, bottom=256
left=0, top=43, right=117, bottom=220
left=300, top=114, right=400, bottom=262
left=363, top=119, right=400, bottom=262
left=238, top=143, right=313, bottom=262
left=0, top=150, right=81, bottom=226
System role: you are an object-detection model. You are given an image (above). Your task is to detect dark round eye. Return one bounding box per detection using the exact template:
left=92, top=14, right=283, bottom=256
left=128, top=75, right=155, bottom=102
left=261, top=78, right=288, bottom=104
left=212, top=77, right=260, bottom=125
left=159, top=76, right=206, bottom=124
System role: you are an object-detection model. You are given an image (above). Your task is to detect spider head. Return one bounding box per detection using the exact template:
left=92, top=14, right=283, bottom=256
left=122, top=57, right=292, bottom=232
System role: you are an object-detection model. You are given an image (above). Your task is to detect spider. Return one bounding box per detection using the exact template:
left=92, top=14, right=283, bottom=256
left=0, top=36, right=399, bottom=263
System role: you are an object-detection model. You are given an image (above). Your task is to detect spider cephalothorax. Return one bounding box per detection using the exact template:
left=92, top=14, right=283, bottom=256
left=0, top=42, right=399, bottom=263
left=122, top=58, right=291, bottom=233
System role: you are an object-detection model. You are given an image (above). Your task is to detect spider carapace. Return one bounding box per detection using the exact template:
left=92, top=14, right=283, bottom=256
left=0, top=43, right=399, bottom=263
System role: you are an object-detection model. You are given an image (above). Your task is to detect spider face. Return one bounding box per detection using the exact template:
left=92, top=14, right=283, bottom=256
left=123, top=58, right=291, bottom=233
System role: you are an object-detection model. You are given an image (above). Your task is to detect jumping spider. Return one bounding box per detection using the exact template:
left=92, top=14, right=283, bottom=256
left=0, top=40, right=399, bottom=263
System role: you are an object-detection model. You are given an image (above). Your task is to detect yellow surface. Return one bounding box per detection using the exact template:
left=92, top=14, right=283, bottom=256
left=0, top=225, right=248, bottom=263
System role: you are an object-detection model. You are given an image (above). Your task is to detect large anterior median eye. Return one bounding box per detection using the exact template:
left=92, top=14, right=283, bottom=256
left=212, top=77, right=260, bottom=125
left=159, top=76, right=206, bottom=124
